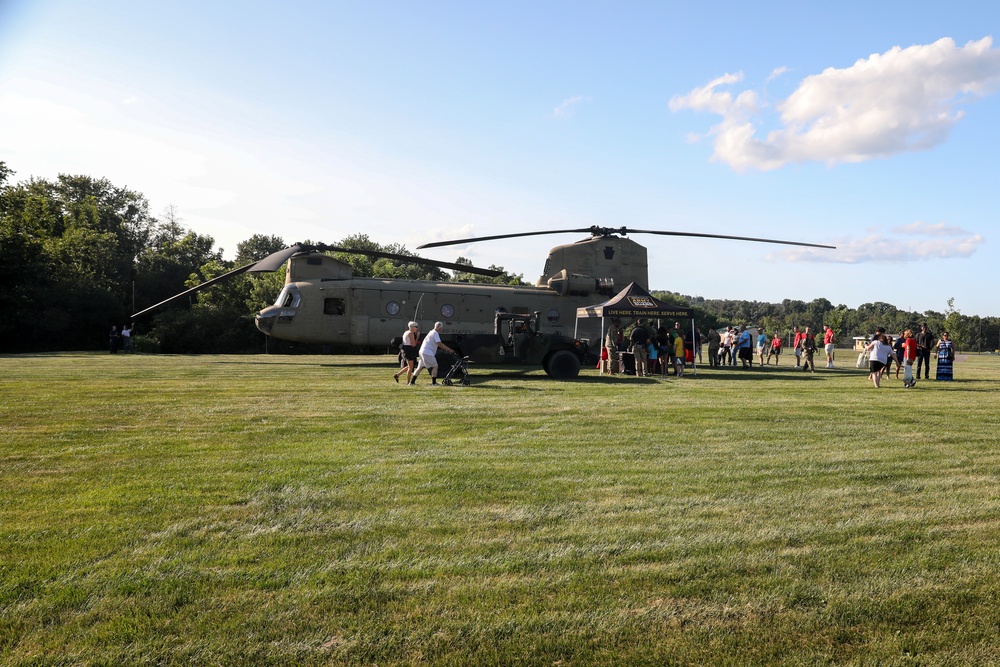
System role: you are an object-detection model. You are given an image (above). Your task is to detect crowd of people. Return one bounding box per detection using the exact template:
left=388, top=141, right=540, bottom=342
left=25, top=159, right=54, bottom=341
left=602, top=319, right=958, bottom=385
left=384, top=318, right=958, bottom=387
left=703, top=325, right=799, bottom=370
left=602, top=319, right=702, bottom=377
left=860, top=324, right=954, bottom=387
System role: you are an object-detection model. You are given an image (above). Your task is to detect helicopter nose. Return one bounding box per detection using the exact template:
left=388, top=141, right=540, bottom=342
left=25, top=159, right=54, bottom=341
left=255, top=313, right=276, bottom=334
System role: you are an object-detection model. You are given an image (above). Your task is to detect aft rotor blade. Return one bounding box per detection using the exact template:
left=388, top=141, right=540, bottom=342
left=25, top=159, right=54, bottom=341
left=625, top=229, right=836, bottom=249
left=419, top=226, right=835, bottom=250
left=131, top=262, right=256, bottom=319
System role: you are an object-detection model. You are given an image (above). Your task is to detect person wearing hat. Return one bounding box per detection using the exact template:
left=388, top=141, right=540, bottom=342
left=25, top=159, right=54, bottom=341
left=393, top=321, right=420, bottom=384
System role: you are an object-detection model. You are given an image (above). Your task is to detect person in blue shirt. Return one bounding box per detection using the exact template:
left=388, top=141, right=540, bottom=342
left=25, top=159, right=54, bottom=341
left=737, top=326, right=754, bottom=369
left=756, top=330, right=769, bottom=366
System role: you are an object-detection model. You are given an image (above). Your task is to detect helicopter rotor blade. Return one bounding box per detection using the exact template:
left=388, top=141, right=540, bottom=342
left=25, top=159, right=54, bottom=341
left=247, top=243, right=307, bottom=272
left=417, top=228, right=601, bottom=249
left=623, top=229, right=836, bottom=249
left=131, top=262, right=257, bottom=319
left=132, top=243, right=308, bottom=319
left=315, top=244, right=504, bottom=277
left=131, top=241, right=504, bottom=319
left=418, top=226, right=835, bottom=250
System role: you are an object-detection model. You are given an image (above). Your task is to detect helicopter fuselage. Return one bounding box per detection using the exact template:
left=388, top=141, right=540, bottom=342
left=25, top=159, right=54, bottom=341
left=256, top=275, right=607, bottom=349
left=254, top=235, right=653, bottom=350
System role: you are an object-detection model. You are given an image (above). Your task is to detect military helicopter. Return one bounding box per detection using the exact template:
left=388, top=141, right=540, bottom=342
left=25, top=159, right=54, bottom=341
left=133, top=227, right=834, bottom=376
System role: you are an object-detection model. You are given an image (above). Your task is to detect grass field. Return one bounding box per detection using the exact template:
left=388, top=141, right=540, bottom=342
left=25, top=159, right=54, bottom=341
left=3, top=350, right=1000, bottom=666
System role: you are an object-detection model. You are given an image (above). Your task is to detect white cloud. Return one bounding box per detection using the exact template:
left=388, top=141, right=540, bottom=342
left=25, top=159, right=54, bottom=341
left=766, top=66, right=790, bottom=83
left=671, top=37, right=1000, bottom=170
left=552, top=95, right=593, bottom=118
left=768, top=224, right=985, bottom=263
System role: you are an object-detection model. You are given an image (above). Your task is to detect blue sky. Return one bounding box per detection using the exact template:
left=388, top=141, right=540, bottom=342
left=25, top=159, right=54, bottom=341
left=2, top=1, right=998, bottom=316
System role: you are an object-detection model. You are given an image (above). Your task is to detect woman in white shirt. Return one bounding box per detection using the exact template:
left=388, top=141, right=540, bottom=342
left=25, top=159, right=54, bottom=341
left=863, top=333, right=898, bottom=388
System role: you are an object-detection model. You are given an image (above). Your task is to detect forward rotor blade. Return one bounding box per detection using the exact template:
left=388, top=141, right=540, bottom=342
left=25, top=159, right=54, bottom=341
left=317, top=244, right=504, bottom=277
left=131, top=262, right=256, bottom=319
left=248, top=243, right=307, bottom=272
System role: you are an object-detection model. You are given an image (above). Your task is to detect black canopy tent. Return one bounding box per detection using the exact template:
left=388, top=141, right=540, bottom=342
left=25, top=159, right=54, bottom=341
left=575, top=282, right=696, bottom=375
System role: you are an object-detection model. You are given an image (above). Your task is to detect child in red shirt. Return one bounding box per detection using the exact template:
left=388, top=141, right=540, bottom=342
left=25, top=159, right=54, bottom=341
left=902, top=329, right=918, bottom=387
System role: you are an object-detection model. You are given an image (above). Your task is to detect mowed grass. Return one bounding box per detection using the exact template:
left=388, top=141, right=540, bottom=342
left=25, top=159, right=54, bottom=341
left=3, top=351, right=1000, bottom=666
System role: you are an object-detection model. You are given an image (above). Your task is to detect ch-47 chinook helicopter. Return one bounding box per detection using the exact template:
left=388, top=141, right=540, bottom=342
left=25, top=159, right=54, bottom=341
left=133, top=227, right=834, bottom=378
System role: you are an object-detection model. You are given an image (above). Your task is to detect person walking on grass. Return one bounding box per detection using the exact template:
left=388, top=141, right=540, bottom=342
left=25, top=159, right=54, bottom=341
left=737, top=326, right=753, bottom=369
left=892, top=331, right=906, bottom=380
left=823, top=324, right=836, bottom=368
left=901, top=329, right=918, bottom=388
left=410, top=322, right=456, bottom=385
left=800, top=327, right=817, bottom=372
left=767, top=332, right=782, bottom=365
left=864, top=333, right=897, bottom=388
left=792, top=326, right=804, bottom=367
left=393, top=321, right=420, bottom=384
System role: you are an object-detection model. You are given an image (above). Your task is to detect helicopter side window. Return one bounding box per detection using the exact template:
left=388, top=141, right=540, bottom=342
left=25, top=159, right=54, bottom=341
left=324, top=298, right=346, bottom=316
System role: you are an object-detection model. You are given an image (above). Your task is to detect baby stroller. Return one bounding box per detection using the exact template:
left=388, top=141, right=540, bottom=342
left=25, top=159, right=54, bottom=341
left=440, top=354, right=471, bottom=386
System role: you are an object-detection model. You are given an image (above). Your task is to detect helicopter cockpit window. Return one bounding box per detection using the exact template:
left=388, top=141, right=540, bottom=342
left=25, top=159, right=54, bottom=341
left=324, top=298, right=346, bottom=316
left=546, top=309, right=560, bottom=324
left=441, top=304, right=455, bottom=318
left=275, top=287, right=300, bottom=308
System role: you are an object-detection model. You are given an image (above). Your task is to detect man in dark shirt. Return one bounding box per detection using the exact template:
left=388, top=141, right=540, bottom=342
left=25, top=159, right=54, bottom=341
left=630, top=319, right=650, bottom=376
left=915, top=324, right=935, bottom=380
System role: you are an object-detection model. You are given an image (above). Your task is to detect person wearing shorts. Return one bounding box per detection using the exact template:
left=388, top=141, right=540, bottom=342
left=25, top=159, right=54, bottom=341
left=767, top=332, right=782, bottom=364
left=823, top=325, right=836, bottom=368
left=792, top=326, right=804, bottom=366
left=393, top=321, right=420, bottom=384
left=410, top=322, right=456, bottom=385
left=863, top=333, right=896, bottom=388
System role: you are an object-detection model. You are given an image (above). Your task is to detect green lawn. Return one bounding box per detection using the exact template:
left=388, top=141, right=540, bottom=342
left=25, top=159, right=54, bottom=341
left=3, top=351, right=1000, bottom=666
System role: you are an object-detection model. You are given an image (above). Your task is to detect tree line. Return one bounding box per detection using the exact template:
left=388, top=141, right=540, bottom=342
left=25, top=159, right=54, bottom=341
left=2, top=162, right=997, bottom=354
left=0, top=163, right=524, bottom=353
